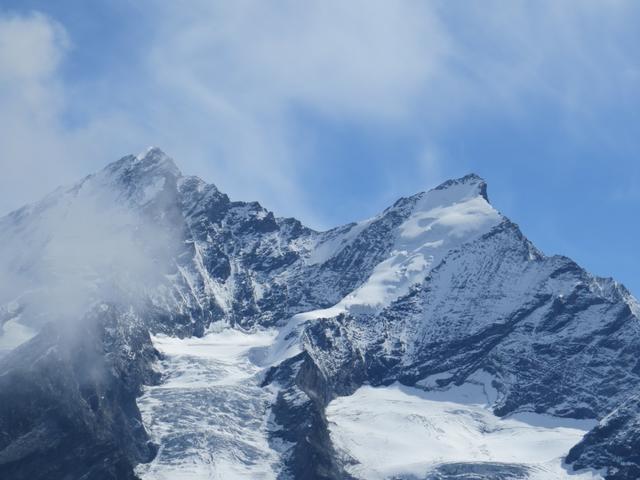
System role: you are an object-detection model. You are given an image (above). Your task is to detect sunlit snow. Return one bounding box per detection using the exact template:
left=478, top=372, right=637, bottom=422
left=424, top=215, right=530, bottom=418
left=296, top=179, right=501, bottom=321
left=326, top=380, right=604, bottom=480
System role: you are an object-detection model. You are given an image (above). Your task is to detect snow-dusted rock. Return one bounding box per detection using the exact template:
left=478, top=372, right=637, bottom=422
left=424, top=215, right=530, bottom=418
left=1, top=149, right=638, bottom=479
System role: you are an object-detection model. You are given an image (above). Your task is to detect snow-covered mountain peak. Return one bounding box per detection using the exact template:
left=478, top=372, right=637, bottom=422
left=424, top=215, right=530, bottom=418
left=102, top=147, right=180, bottom=184
left=134, top=146, right=181, bottom=175
left=295, top=176, right=502, bottom=321
left=91, top=148, right=184, bottom=210
left=426, top=172, right=489, bottom=204
left=409, top=173, right=497, bottom=236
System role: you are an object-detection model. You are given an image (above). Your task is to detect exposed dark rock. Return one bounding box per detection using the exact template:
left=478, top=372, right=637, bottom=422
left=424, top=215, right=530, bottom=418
left=0, top=305, right=159, bottom=480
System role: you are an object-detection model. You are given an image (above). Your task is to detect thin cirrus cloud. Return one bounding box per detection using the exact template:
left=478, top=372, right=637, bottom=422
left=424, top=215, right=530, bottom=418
left=0, top=10, right=145, bottom=216
left=0, top=12, right=73, bottom=210
left=0, top=1, right=638, bottom=230
left=135, top=0, right=453, bottom=226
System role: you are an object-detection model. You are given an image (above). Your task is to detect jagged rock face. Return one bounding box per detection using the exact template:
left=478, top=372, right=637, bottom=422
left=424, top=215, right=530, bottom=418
left=567, top=393, right=640, bottom=480
left=0, top=305, right=159, bottom=480
left=0, top=147, right=416, bottom=337
left=1, top=148, right=639, bottom=479
left=304, top=220, right=640, bottom=420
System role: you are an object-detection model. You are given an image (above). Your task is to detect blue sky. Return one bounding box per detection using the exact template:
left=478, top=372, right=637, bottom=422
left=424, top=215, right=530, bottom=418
left=0, top=1, right=639, bottom=295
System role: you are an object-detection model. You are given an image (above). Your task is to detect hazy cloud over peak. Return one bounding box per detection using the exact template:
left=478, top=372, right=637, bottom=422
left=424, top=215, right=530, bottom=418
left=0, top=11, right=67, bottom=82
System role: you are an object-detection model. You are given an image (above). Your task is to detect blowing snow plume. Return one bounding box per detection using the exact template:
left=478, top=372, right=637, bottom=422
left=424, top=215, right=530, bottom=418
left=0, top=148, right=182, bottom=355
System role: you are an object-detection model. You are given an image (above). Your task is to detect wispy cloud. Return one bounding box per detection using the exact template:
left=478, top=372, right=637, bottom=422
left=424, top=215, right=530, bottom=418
left=133, top=0, right=452, bottom=225
left=0, top=1, right=638, bottom=228
left=0, top=11, right=146, bottom=215
left=0, top=12, right=73, bottom=210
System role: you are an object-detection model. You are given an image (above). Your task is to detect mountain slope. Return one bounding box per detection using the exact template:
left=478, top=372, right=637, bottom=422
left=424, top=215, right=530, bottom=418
left=0, top=149, right=638, bottom=479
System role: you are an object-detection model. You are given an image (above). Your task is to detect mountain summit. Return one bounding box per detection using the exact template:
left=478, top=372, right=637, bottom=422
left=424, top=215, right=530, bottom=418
left=0, top=151, right=638, bottom=480
left=433, top=172, right=489, bottom=201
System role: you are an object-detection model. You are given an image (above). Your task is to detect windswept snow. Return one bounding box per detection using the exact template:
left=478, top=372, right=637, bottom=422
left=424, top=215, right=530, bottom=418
left=326, top=381, right=603, bottom=480
left=307, top=219, right=374, bottom=266
left=296, top=184, right=502, bottom=321
left=135, top=327, right=284, bottom=480
left=340, top=190, right=501, bottom=314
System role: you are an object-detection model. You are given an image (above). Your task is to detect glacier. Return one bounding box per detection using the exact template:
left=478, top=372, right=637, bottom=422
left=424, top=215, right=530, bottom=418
left=136, top=328, right=282, bottom=479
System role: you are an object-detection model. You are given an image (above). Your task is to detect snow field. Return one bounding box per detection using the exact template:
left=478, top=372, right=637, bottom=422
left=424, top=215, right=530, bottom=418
left=326, top=381, right=604, bottom=480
